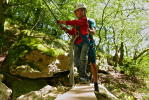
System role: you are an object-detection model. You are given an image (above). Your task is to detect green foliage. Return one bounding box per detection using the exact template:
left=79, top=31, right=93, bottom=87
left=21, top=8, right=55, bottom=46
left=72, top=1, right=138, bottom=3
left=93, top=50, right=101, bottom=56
left=136, top=53, right=149, bottom=77
left=8, top=45, right=31, bottom=64
left=6, top=0, right=149, bottom=55
left=117, top=53, right=149, bottom=77
left=118, top=62, right=141, bottom=76
left=119, top=93, right=135, bottom=100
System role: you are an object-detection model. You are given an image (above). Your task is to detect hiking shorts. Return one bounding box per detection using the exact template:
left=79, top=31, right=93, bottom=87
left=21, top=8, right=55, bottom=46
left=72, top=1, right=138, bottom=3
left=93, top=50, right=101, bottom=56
left=88, top=45, right=96, bottom=64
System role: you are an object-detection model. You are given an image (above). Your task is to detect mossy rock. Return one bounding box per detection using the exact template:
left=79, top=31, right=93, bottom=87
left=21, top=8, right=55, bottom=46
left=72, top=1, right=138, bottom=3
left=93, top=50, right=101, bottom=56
left=9, top=49, right=69, bottom=78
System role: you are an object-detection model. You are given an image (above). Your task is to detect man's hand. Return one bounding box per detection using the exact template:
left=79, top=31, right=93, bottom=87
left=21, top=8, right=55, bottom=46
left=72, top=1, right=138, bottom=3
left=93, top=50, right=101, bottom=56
left=60, top=26, right=67, bottom=31
left=88, top=28, right=96, bottom=35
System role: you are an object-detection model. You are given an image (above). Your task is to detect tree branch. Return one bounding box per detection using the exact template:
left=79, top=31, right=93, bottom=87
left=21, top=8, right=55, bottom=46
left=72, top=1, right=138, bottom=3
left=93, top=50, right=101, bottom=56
left=133, top=48, right=149, bottom=60
left=104, top=8, right=149, bottom=21
left=97, top=0, right=111, bottom=47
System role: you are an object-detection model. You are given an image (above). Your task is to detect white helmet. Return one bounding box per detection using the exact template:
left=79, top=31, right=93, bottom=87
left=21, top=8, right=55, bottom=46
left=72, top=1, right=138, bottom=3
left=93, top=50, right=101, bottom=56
left=74, top=3, right=87, bottom=11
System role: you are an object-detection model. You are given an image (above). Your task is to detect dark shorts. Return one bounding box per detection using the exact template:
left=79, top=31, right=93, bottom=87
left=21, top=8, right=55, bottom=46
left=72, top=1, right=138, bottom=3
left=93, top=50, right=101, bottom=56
left=88, top=45, right=96, bottom=63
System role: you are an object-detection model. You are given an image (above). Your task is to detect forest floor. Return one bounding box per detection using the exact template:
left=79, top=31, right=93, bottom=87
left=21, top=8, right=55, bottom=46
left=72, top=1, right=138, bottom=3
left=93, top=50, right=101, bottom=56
left=97, top=70, right=149, bottom=100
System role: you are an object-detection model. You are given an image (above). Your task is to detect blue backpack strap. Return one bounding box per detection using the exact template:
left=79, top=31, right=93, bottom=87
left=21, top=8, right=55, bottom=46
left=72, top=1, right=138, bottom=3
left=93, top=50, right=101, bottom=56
left=88, top=18, right=96, bottom=47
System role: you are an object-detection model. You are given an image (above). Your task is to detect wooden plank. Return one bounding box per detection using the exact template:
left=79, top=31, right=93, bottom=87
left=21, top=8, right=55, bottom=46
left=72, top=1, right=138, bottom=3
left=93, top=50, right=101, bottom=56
left=56, top=84, right=97, bottom=100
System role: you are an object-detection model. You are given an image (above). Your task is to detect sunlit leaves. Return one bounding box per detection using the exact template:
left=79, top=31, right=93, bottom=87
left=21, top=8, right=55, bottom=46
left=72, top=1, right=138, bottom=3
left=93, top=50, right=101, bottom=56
left=7, top=0, right=148, bottom=54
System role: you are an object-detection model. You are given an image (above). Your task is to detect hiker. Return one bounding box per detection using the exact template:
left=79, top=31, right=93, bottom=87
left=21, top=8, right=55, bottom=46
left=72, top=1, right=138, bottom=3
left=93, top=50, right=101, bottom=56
left=57, top=3, right=89, bottom=83
left=88, top=18, right=99, bottom=92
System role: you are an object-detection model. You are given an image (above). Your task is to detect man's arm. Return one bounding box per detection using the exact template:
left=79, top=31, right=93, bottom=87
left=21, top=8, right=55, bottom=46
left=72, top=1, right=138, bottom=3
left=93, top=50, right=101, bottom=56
left=60, top=26, right=77, bottom=35
left=57, top=17, right=87, bottom=26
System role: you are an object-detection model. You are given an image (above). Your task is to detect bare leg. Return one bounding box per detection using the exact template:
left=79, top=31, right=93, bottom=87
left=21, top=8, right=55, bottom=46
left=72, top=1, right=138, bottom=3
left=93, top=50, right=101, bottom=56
left=90, top=63, right=99, bottom=92
left=90, top=63, right=98, bottom=83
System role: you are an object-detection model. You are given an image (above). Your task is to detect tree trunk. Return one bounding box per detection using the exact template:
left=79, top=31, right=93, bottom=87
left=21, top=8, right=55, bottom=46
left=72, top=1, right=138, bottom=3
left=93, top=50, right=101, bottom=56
left=0, top=0, right=7, bottom=33
left=119, top=42, right=124, bottom=65
left=112, top=27, right=119, bottom=67
left=113, top=46, right=119, bottom=67
left=125, top=45, right=128, bottom=57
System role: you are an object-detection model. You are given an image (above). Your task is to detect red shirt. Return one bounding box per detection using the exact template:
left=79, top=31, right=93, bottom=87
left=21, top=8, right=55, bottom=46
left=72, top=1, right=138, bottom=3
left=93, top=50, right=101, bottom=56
left=65, top=16, right=89, bottom=44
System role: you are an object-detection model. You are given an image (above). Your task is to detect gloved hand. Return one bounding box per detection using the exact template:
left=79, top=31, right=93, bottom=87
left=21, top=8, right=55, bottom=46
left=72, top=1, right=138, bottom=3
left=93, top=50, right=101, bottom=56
left=57, top=20, right=66, bottom=24
left=60, top=25, right=67, bottom=31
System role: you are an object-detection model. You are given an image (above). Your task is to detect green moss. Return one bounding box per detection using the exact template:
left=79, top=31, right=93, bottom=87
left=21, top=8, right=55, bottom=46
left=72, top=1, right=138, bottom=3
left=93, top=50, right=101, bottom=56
left=16, top=35, right=65, bottom=57
left=7, top=45, right=31, bottom=65
left=7, top=31, right=66, bottom=68
left=46, top=48, right=64, bottom=57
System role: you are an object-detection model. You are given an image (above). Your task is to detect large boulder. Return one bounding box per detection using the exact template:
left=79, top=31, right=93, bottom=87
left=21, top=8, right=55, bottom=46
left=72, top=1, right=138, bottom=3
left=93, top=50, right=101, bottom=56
left=0, top=74, right=12, bottom=100
left=10, top=50, right=70, bottom=78
left=0, top=80, right=12, bottom=100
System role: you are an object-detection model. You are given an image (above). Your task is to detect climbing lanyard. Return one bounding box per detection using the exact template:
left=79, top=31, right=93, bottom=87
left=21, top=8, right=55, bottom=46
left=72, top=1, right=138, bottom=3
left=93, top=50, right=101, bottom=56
left=42, top=0, right=70, bottom=38
left=50, top=0, right=69, bottom=20
left=42, top=0, right=58, bottom=21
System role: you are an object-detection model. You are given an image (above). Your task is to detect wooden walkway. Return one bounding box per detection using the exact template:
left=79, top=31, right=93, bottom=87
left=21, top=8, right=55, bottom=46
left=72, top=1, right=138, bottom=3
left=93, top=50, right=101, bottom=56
left=55, top=84, right=97, bottom=100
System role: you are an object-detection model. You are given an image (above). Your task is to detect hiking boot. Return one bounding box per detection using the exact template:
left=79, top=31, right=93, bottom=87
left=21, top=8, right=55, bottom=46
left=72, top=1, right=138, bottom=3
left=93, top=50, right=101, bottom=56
left=79, top=77, right=90, bottom=84
left=94, top=82, right=99, bottom=92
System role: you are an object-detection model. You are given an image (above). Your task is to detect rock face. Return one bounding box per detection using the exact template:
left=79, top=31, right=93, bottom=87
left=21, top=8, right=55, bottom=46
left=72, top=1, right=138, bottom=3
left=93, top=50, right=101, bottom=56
left=16, top=85, right=67, bottom=100
left=0, top=74, right=12, bottom=100
left=0, top=74, right=4, bottom=81
left=10, top=50, right=69, bottom=78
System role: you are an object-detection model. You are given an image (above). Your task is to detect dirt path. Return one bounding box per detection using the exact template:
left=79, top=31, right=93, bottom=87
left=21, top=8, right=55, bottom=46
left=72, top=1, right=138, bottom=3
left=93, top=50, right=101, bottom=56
left=56, top=84, right=97, bottom=100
